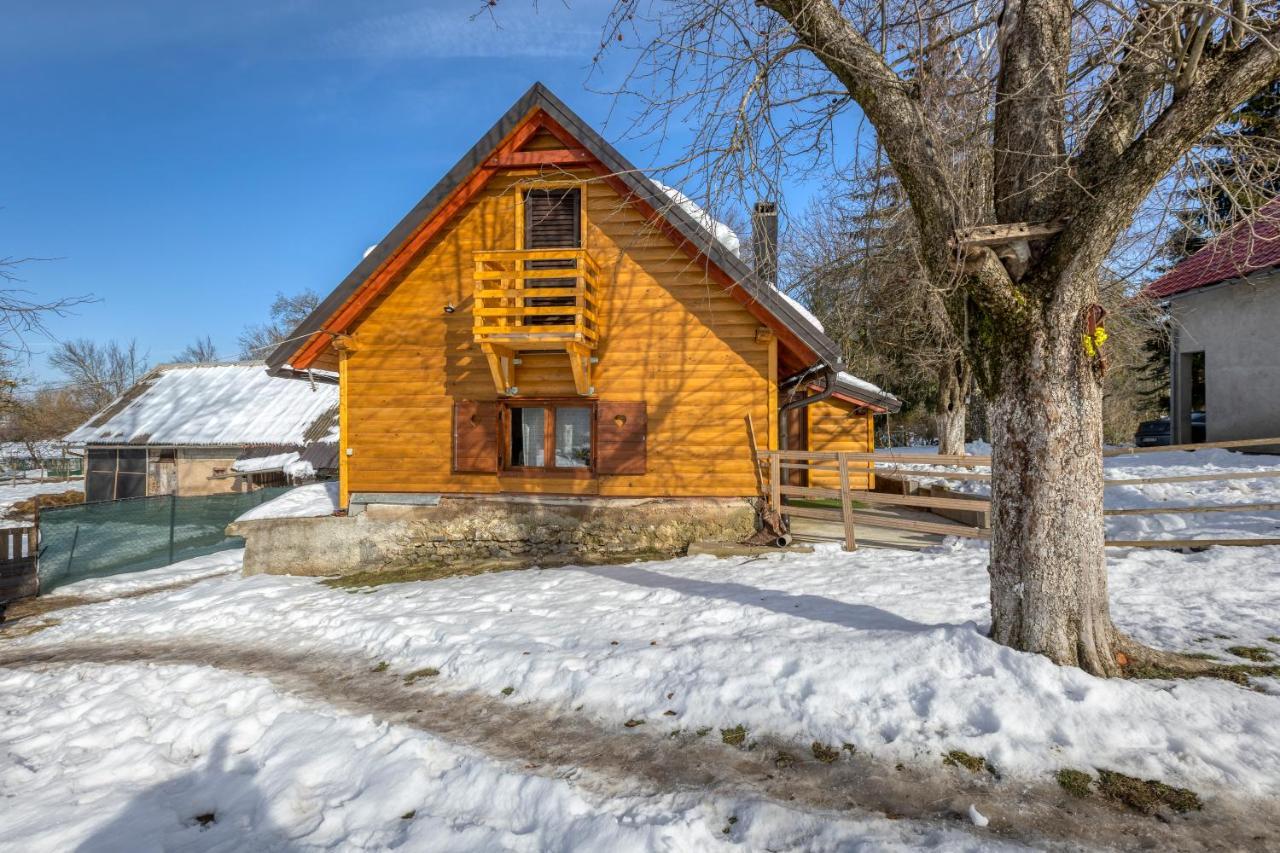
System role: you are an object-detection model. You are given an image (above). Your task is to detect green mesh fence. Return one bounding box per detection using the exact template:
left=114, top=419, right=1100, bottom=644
left=37, top=487, right=289, bottom=591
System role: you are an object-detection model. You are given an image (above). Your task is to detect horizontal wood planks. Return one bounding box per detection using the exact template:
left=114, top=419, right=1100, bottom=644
left=342, top=169, right=781, bottom=497
left=806, top=399, right=876, bottom=489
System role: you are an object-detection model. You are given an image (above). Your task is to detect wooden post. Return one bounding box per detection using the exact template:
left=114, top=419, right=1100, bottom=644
left=769, top=452, right=781, bottom=517
left=744, top=414, right=766, bottom=502
left=168, top=492, right=177, bottom=565
left=838, top=453, right=857, bottom=551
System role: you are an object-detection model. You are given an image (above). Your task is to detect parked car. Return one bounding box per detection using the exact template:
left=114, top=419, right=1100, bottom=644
left=1134, top=412, right=1205, bottom=447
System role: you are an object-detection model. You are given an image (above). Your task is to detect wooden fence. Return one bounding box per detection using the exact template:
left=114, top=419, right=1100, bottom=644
left=758, top=436, right=1280, bottom=551
left=0, top=526, right=38, bottom=604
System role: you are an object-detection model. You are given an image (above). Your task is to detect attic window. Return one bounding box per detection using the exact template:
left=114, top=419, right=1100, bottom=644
left=522, top=188, right=582, bottom=327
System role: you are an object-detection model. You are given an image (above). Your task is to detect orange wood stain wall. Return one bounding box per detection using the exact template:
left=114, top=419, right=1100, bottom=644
left=806, top=399, right=875, bottom=490
left=340, top=169, right=791, bottom=499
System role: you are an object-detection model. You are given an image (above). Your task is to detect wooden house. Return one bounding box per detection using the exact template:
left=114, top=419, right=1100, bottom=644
left=65, top=362, right=339, bottom=502
left=267, top=84, right=899, bottom=510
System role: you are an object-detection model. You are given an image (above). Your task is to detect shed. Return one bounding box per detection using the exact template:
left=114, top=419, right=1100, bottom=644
left=65, top=362, right=340, bottom=502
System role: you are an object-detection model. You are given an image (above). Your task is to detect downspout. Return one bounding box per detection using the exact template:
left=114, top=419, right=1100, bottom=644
left=778, top=364, right=839, bottom=452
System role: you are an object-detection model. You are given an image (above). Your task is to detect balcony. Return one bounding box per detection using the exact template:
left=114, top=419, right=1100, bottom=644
left=473, top=248, right=601, bottom=396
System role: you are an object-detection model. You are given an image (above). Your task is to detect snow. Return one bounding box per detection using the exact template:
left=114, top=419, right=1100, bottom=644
left=835, top=370, right=888, bottom=397
left=0, top=640, right=1009, bottom=851
left=64, top=363, right=339, bottom=448
left=0, top=478, right=82, bottom=515
left=234, top=481, right=339, bottom=522
left=650, top=180, right=742, bottom=258
left=13, top=535, right=1280, bottom=800
left=363, top=243, right=379, bottom=259
left=51, top=550, right=243, bottom=599
left=967, top=805, right=989, bottom=828
left=779, top=290, right=825, bottom=332
left=231, top=450, right=300, bottom=473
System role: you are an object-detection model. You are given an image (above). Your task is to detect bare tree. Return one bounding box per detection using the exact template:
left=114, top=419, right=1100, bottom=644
left=0, top=256, right=93, bottom=356
left=788, top=164, right=974, bottom=453
left=48, top=339, right=150, bottom=413
left=599, top=0, right=1280, bottom=674
left=238, top=290, right=321, bottom=359
left=176, top=335, right=219, bottom=364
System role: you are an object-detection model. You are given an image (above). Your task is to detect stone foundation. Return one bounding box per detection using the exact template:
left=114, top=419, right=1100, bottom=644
left=227, top=495, right=758, bottom=577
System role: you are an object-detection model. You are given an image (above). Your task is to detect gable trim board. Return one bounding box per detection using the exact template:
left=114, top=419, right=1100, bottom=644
left=266, top=83, right=900, bottom=415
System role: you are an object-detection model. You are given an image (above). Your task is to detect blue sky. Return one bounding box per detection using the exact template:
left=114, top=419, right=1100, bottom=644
left=3, top=1, right=849, bottom=381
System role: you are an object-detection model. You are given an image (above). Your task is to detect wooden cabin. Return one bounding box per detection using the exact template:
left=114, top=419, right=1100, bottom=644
left=268, top=84, right=899, bottom=510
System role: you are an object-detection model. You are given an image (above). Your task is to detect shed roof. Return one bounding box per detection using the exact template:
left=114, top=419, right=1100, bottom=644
left=65, top=362, right=340, bottom=448
left=1143, top=198, right=1280, bottom=299
left=265, top=82, right=900, bottom=413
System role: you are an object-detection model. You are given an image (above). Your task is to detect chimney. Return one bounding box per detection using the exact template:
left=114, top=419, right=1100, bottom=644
left=751, top=200, right=779, bottom=289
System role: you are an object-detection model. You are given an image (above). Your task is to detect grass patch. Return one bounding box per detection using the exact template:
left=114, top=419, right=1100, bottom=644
left=624, top=718, right=645, bottom=728
left=1227, top=645, right=1275, bottom=663
left=943, top=750, right=994, bottom=775
left=695, top=726, right=712, bottom=738
left=1126, top=660, right=1280, bottom=686
left=400, top=810, right=416, bottom=820
left=1095, top=770, right=1203, bottom=815
left=811, top=742, right=840, bottom=764
left=720, top=725, right=747, bottom=747
left=0, top=617, right=61, bottom=640
left=785, top=498, right=868, bottom=512
left=773, top=751, right=796, bottom=770
left=500, top=686, right=514, bottom=696
left=1267, top=636, right=1280, bottom=645
left=403, top=667, right=439, bottom=684
left=371, top=661, right=389, bottom=673
left=1056, top=768, right=1093, bottom=798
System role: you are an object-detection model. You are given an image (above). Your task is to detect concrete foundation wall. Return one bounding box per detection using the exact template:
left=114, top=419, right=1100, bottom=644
left=1171, top=271, right=1280, bottom=444
left=228, top=496, right=758, bottom=577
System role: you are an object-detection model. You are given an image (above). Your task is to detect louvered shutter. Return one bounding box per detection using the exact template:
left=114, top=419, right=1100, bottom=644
left=595, top=402, right=646, bottom=475
left=524, top=188, right=581, bottom=248
left=453, top=400, right=499, bottom=473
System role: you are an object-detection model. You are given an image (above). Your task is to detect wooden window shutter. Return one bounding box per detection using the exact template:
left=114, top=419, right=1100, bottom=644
left=453, top=400, right=499, bottom=473
left=524, top=188, right=581, bottom=249
left=595, top=401, right=646, bottom=475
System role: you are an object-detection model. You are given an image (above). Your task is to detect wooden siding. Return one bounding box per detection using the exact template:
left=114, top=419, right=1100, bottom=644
left=806, top=399, right=875, bottom=490
left=341, top=169, right=776, bottom=499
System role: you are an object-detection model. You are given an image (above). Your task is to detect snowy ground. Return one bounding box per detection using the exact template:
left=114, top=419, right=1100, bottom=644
left=1, top=661, right=1007, bottom=852
left=0, top=477, right=82, bottom=515
left=5, top=451, right=1280, bottom=850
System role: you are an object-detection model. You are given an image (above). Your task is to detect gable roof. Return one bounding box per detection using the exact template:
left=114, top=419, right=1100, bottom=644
left=65, top=362, right=340, bottom=448
left=266, top=82, right=900, bottom=413
left=1143, top=198, right=1280, bottom=299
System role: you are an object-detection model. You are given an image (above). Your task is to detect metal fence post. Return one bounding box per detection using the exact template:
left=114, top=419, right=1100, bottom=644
left=66, top=524, right=80, bottom=580
left=168, top=492, right=177, bottom=565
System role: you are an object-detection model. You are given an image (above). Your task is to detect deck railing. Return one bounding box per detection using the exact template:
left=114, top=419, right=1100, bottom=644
left=473, top=248, right=601, bottom=349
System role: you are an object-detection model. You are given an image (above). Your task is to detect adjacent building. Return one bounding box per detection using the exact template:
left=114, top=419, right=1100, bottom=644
left=1143, top=198, right=1280, bottom=445
left=65, top=362, right=339, bottom=503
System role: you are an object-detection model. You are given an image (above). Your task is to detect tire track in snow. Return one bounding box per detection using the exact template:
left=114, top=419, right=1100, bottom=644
left=2, top=640, right=1276, bottom=852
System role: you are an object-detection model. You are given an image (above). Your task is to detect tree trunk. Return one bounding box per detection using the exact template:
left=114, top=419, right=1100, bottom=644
left=934, top=358, right=970, bottom=456
left=985, top=299, right=1124, bottom=675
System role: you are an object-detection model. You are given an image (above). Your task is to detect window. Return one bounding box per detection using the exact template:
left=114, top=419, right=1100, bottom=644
left=522, top=188, right=581, bottom=327
left=504, top=403, right=593, bottom=471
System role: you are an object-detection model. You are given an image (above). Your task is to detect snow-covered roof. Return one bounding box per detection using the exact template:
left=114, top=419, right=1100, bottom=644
left=65, top=362, right=340, bottom=448
left=651, top=181, right=743, bottom=258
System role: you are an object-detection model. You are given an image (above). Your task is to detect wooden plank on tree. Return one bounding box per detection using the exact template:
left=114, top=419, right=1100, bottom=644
left=949, top=220, right=1068, bottom=248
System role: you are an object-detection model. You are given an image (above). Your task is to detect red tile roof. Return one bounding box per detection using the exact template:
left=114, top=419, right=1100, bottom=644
left=1143, top=197, right=1280, bottom=299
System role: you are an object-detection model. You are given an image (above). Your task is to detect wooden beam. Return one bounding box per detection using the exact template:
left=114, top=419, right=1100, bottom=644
left=949, top=219, right=1069, bottom=249
left=1105, top=538, right=1280, bottom=549
left=1103, top=436, right=1280, bottom=456
left=485, top=149, right=593, bottom=168
left=1104, top=501, right=1280, bottom=516
left=478, top=343, right=517, bottom=395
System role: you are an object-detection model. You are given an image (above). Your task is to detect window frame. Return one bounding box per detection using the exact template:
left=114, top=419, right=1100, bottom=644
left=500, top=399, right=597, bottom=477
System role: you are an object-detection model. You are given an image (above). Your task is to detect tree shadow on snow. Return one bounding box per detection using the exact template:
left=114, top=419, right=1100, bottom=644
left=572, top=564, right=952, bottom=633
left=75, top=734, right=302, bottom=853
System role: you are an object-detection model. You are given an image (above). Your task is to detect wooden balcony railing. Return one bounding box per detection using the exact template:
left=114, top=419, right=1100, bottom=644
left=472, top=248, right=602, bottom=396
